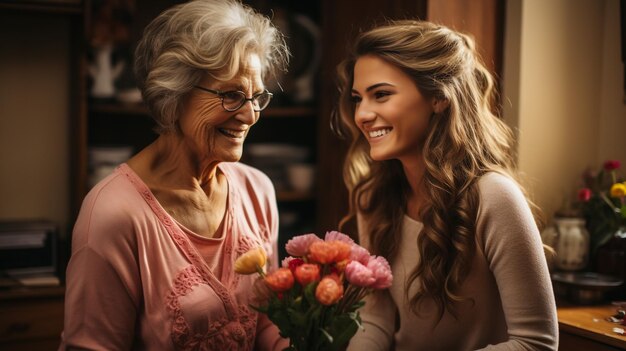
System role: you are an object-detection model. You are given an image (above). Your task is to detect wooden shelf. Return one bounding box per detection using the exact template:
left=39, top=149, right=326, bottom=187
left=0, top=0, right=83, bottom=14
left=89, top=101, right=315, bottom=119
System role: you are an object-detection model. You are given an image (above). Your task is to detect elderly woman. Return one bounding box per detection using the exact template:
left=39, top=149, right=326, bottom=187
left=60, top=1, right=289, bottom=350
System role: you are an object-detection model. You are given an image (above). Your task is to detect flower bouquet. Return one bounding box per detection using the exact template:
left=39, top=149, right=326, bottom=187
left=235, top=231, right=393, bottom=351
left=578, top=160, right=626, bottom=253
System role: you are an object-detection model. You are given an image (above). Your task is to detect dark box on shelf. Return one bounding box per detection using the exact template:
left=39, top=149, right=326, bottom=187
left=0, top=219, right=58, bottom=278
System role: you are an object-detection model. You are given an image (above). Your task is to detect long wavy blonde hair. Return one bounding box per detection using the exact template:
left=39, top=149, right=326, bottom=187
left=333, top=20, right=539, bottom=320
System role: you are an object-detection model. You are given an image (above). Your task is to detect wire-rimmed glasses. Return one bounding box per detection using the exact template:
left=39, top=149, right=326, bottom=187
left=194, top=86, right=273, bottom=112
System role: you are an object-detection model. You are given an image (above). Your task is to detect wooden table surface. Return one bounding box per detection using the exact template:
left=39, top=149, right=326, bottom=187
left=557, top=303, right=626, bottom=349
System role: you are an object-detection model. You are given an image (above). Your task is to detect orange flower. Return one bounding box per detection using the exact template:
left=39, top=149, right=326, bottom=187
left=264, top=268, right=294, bottom=292
left=335, top=259, right=350, bottom=272
left=332, top=241, right=353, bottom=262
left=234, top=247, right=266, bottom=275
left=294, top=263, right=321, bottom=287
left=315, top=276, right=344, bottom=305
left=325, top=272, right=342, bottom=284
left=309, top=241, right=338, bottom=264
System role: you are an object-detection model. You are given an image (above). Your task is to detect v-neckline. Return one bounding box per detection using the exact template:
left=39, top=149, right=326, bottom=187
left=118, top=162, right=241, bottom=316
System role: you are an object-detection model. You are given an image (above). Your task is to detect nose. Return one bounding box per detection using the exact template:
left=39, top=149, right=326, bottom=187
left=235, top=100, right=258, bottom=125
left=354, top=102, right=377, bottom=127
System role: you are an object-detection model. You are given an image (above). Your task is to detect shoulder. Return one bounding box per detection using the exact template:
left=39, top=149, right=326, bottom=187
left=475, top=172, right=539, bottom=247
left=220, top=162, right=275, bottom=196
left=219, top=162, right=273, bottom=187
left=73, top=169, right=144, bottom=251
left=476, top=172, right=528, bottom=211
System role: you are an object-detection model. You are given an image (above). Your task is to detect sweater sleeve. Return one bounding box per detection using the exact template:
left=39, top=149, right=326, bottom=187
left=476, top=174, right=558, bottom=350
left=346, top=212, right=396, bottom=351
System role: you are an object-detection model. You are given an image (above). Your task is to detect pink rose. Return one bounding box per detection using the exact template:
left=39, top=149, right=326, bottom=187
left=350, top=245, right=371, bottom=265
left=294, top=263, right=321, bottom=286
left=604, top=160, right=621, bottom=171
left=367, top=256, right=393, bottom=289
left=315, top=276, right=344, bottom=305
left=344, top=261, right=376, bottom=287
left=578, top=188, right=592, bottom=202
left=324, top=231, right=355, bottom=245
left=285, top=233, right=322, bottom=257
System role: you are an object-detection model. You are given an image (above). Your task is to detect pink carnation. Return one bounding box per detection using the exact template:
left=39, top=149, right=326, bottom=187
left=324, top=231, right=355, bottom=245
left=285, top=233, right=322, bottom=257
left=344, top=261, right=376, bottom=287
left=367, top=256, right=393, bottom=289
left=350, top=245, right=371, bottom=265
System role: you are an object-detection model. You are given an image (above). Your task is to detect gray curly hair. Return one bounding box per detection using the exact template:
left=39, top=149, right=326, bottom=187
left=134, top=0, right=289, bottom=134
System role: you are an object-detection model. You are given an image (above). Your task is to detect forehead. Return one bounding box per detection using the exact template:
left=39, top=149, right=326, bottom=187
left=352, top=55, right=413, bottom=90
left=206, top=54, right=264, bottom=89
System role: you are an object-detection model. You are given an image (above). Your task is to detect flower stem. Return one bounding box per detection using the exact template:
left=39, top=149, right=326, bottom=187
left=256, top=265, right=266, bottom=278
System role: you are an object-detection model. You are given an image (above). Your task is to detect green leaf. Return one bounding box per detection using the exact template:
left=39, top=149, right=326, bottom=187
left=325, top=312, right=361, bottom=351
left=621, top=205, right=626, bottom=218
left=267, top=305, right=293, bottom=336
left=287, top=307, right=308, bottom=328
left=304, top=282, right=318, bottom=305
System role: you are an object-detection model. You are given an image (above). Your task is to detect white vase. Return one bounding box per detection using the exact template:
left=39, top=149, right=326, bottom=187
left=88, top=44, right=125, bottom=99
left=551, top=217, right=590, bottom=271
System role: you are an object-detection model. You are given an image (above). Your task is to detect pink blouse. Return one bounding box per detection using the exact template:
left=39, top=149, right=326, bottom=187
left=60, top=162, right=287, bottom=350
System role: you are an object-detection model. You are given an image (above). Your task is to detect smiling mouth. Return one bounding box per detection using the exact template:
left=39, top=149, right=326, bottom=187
left=218, top=128, right=246, bottom=139
left=368, top=128, right=392, bottom=138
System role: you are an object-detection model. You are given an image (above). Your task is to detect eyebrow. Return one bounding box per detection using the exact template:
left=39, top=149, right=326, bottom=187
left=218, top=83, right=265, bottom=94
left=351, top=82, right=396, bottom=94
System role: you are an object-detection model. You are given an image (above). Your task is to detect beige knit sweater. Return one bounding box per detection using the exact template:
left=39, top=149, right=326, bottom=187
left=347, top=172, right=558, bottom=350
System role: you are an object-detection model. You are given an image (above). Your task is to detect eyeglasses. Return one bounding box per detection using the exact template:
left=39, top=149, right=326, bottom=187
left=193, top=86, right=273, bottom=112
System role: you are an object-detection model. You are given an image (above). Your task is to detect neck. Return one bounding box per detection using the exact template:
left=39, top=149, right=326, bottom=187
left=400, top=155, right=427, bottom=220
left=131, top=132, right=220, bottom=190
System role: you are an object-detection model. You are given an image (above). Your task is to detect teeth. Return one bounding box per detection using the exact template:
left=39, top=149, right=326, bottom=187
left=219, top=128, right=245, bottom=138
left=368, top=128, right=392, bottom=138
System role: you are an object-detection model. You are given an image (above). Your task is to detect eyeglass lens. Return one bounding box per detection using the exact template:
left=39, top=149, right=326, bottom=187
left=222, top=91, right=272, bottom=112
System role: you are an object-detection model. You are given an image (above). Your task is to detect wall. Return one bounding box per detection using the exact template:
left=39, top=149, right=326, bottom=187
left=0, top=12, right=70, bottom=234
left=503, top=0, right=624, bottom=220
left=598, top=0, right=626, bottom=164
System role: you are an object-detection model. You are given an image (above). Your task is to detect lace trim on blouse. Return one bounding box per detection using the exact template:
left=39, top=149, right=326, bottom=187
left=118, top=163, right=266, bottom=350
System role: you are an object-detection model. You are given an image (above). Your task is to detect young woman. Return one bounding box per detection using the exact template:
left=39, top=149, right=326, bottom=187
left=334, top=21, right=558, bottom=350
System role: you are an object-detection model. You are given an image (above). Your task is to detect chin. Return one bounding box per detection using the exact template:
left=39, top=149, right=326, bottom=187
left=369, top=151, right=389, bottom=162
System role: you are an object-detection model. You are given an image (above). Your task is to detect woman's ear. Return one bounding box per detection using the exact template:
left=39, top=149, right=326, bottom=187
left=431, top=98, right=450, bottom=114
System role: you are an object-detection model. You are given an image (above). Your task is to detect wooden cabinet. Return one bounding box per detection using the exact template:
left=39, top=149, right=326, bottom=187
left=0, top=287, right=65, bottom=351
left=557, top=303, right=626, bottom=350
